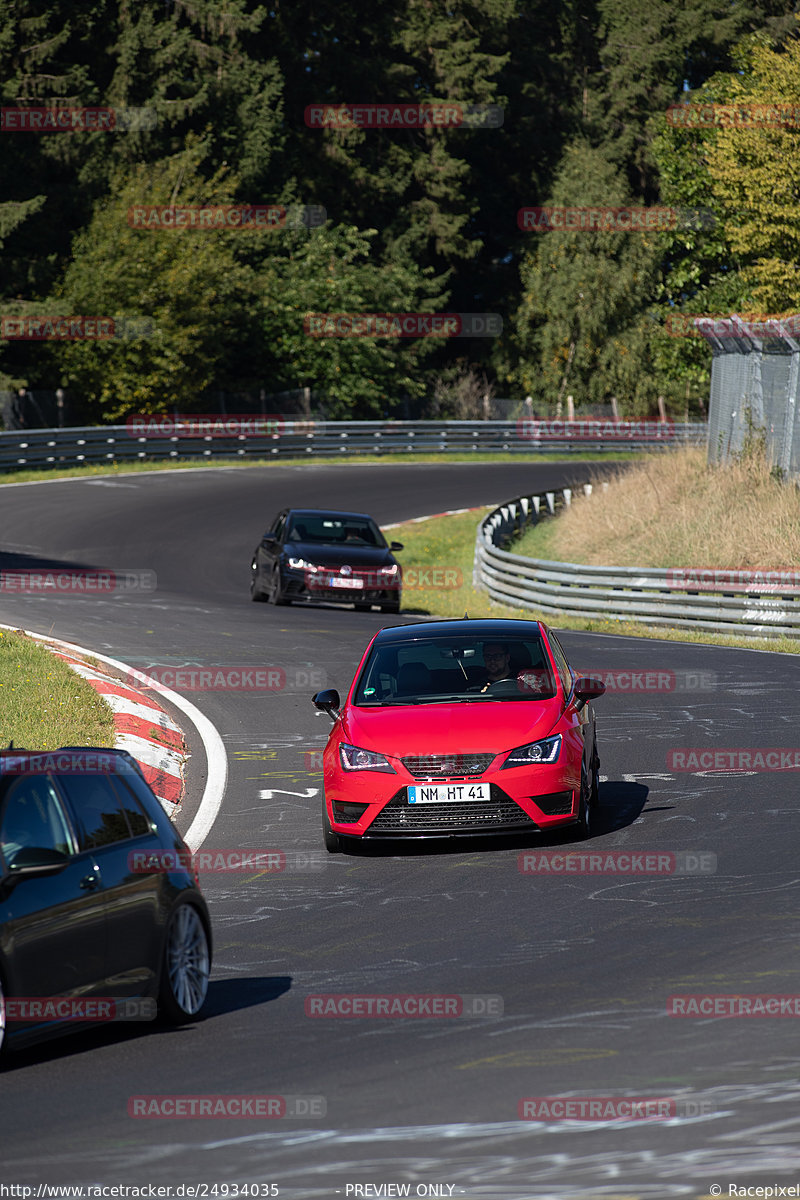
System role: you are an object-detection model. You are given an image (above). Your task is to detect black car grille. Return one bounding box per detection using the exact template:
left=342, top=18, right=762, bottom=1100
left=401, top=752, right=495, bottom=780
left=366, top=786, right=538, bottom=835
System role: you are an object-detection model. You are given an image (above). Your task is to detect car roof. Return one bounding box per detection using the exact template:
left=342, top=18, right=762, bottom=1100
left=372, top=619, right=547, bottom=646
left=286, top=509, right=380, bottom=523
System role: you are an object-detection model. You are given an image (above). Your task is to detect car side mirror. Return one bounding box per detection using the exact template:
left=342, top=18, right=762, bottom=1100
left=261, top=534, right=277, bottom=546
left=312, top=689, right=341, bottom=720
left=7, top=846, right=70, bottom=879
left=573, top=676, right=606, bottom=710
left=389, top=541, right=404, bottom=552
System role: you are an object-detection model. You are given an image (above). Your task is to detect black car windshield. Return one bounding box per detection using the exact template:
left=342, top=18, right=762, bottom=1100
left=287, top=516, right=385, bottom=547
left=353, top=634, right=559, bottom=704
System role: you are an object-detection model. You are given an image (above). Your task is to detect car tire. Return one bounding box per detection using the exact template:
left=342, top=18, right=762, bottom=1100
left=157, top=902, right=211, bottom=1024
left=268, top=564, right=290, bottom=606
left=322, top=798, right=341, bottom=853
left=250, top=562, right=267, bottom=602
left=590, top=736, right=600, bottom=807
left=380, top=602, right=400, bottom=614
left=568, top=765, right=592, bottom=841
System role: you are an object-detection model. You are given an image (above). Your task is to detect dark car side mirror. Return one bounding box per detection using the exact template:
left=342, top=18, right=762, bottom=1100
left=261, top=534, right=277, bottom=547
left=573, top=676, right=606, bottom=710
left=312, top=689, right=341, bottom=720
left=389, top=541, right=404, bottom=552
left=7, top=846, right=70, bottom=879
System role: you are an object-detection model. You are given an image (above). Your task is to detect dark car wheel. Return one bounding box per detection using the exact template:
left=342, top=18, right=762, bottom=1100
left=268, top=564, right=290, bottom=606
left=380, top=601, right=400, bottom=614
left=322, top=798, right=342, bottom=853
left=568, top=765, right=593, bottom=841
left=158, top=902, right=211, bottom=1024
left=250, top=562, right=267, bottom=602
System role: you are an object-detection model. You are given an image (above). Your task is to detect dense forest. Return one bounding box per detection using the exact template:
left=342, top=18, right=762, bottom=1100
left=1, top=0, right=799, bottom=423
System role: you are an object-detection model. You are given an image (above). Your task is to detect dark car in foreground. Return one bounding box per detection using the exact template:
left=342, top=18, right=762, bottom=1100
left=250, top=508, right=403, bottom=611
left=0, top=747, right=211, bottom=1054
left=312, top=619, right=605, bottom=852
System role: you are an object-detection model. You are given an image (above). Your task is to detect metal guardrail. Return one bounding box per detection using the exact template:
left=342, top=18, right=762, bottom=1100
left=474, top=486, right=800, bottom=639
left=0, top=420, right=708, bottom=471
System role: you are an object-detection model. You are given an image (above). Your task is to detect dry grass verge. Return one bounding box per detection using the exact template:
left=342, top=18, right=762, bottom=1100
left=516, top=444, right=800, bottom=568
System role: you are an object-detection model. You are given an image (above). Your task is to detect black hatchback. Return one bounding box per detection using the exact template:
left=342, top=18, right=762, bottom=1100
left=250, top=507, right=403, bottom=611
left=0, top=747, right=212, bottom=1054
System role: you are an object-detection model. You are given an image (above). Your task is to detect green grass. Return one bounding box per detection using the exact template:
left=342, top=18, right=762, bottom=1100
left=0, top=450, right=649, bottom=486
left=394, top=509, right=800, bottom=656
left=0, top=629, right=116, bottom=749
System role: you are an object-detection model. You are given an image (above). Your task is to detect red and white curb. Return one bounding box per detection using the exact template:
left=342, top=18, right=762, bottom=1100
left=383, top=503, right=493, bottom=530
left=53, top=650, right=186, bottom=815
left=0, top=625, right=227, bottom=847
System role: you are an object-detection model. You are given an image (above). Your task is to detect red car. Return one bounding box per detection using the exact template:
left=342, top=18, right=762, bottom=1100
left=312, top=619, right=604, bottom=852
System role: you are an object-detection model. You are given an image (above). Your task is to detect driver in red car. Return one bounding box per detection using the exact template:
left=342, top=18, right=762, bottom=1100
left=480, top=642, right=515, bottom=691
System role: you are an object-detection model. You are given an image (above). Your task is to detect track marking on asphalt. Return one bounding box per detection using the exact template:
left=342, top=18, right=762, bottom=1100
left=259, top=787, right=319, bottom=800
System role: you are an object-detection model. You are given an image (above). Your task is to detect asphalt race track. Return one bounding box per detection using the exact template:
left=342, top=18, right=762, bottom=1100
left=1, top=461, right=800, bottom=1198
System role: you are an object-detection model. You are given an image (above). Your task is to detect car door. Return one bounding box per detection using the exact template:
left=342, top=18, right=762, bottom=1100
left=56, top=771, right=160, bottom=997
left=257, top=510, right=287, bottom=580
left=0, top=773, right=107, bottom=1005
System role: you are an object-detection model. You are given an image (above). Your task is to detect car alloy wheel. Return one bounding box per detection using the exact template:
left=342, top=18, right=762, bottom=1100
left=158, top=903, right=210, bottom=1023
left=268, top=564, right=290, bottom=606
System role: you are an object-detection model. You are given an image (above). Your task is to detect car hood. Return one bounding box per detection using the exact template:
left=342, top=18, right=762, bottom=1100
left=341, top=698, right=563, bottom=757
left=287, top=541, right=395, bottom=568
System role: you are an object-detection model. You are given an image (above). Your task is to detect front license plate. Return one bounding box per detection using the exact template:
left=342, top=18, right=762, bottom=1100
left=328, top=575, right=363, bottom=589
left=408, top=783, right=491, bottom=804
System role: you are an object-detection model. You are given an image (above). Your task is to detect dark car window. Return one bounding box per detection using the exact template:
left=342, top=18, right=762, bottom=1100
left=547, top=632, right=574, bottom=697
left=272, top=512, right=287, bottom=542
left=0, top=776, right=75, bottom=865
left=287, top=515, right=385, bottom=547
left=354, top=635, right=557, bottom=704
left=57, top=773, right=137, bottom=849
left=111, top=769, right=158, bottom=835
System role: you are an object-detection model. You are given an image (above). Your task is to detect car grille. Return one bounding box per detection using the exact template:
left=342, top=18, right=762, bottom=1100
left=401, top=752, right=495, bottom=780
left=366, top=786, right=538, bottom=834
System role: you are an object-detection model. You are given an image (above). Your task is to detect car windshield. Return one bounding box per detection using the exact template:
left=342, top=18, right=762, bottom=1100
left=353, top=634, right=559, bottom=704
left=287, top=516, right=384, bottom=547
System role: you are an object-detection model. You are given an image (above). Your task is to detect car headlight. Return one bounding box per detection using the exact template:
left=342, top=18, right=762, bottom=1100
left=339, top=743, right=396, bottom=773
left=288, top=557, right=318, bottom=572
left=378, top=565, right=399, bottom=576
left=501, top=734, right=562, bottom=768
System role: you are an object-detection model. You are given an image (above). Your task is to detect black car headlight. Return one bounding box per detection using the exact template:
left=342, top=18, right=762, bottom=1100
left=501, top=734, right=562, bottom=768
left=339, top=743, right=396, bottom=773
